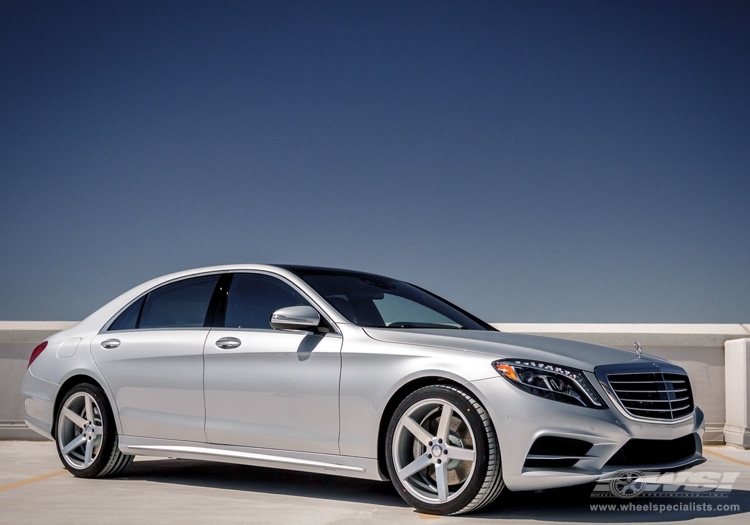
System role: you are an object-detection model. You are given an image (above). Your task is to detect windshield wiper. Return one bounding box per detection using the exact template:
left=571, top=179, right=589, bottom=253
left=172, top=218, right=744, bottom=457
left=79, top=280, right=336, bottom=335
left=385, top=322, right=463, bottom=329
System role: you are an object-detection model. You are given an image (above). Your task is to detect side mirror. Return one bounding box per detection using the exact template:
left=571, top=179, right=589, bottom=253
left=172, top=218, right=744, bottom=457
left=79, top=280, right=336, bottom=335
left=270, top=305, right=321, bottom=331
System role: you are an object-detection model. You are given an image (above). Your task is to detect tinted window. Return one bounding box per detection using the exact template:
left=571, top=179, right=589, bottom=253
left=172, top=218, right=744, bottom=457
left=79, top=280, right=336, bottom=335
left=224, top=273, right=309, bottom=329
left=108, top=296, right=145, bottom=331
left=138, top=275, right=220, bottom=329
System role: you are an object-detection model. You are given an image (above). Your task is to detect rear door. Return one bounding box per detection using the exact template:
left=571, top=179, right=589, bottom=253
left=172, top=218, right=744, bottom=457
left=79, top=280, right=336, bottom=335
left=91, top=274, right=221, bottom=442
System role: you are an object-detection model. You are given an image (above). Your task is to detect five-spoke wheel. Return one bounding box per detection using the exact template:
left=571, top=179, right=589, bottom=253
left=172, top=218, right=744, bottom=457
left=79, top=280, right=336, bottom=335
left=386, top=385, right=504, bottom=515
left=57, top=389, right=104, bottom=469
left=55, top=383, right=133, bottom=478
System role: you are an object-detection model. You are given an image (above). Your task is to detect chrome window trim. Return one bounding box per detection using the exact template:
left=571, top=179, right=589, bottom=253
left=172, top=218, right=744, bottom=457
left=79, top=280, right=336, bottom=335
left=102, top=269, right=342, bottom=336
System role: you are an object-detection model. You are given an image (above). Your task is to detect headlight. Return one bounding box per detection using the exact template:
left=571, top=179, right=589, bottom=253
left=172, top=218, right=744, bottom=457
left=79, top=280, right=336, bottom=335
left=493, top=359, right=606, bottom=409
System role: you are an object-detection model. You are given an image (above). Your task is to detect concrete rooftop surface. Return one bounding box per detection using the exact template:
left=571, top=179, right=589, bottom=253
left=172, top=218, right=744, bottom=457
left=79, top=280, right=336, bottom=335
left=1, top=441, right=749, bottom=525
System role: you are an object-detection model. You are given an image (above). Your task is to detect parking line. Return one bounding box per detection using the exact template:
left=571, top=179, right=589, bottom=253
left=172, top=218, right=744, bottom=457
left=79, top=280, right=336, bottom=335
left=0, top=470, right=66, bottom=492
left=704, top=447, right=750, bottom=467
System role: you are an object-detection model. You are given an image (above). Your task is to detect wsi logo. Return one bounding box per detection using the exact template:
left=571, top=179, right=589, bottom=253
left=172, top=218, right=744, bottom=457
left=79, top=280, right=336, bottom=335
left=591, top=470, right=741, bottom=499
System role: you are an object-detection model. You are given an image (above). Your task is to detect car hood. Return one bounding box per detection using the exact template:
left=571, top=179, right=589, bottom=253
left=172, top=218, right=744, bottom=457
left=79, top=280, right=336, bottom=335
left=362, top=328, right=665, bottom=371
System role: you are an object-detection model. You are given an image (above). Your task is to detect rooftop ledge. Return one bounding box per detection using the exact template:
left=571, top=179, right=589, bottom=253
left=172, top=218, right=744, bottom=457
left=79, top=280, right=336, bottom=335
left=492, top=323, right=750, bottom=348
left=0, top=321, right=748, bottom=348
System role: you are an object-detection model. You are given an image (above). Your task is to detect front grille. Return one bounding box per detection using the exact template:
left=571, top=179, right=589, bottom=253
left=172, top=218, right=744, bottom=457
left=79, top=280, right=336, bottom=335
left=605, top=371, right=694, bottom=421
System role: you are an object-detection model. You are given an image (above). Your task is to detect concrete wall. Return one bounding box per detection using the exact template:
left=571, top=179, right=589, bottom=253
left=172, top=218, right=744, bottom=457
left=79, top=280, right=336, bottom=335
left=0, top=321, right=76, bottom=439
left=2, top=322, right=749, bottom=445
left=724, top=338, right=750, bottom=447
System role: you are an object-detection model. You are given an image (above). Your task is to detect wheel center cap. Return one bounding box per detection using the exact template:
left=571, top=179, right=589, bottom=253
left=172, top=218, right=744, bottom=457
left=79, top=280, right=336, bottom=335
left=431, top=445, right=443, bottom=457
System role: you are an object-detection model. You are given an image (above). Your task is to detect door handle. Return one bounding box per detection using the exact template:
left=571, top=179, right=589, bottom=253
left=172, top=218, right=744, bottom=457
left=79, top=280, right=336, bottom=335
left=101, top=339, right=120, bottom=349
left=215, top=337, right=241, bottom=350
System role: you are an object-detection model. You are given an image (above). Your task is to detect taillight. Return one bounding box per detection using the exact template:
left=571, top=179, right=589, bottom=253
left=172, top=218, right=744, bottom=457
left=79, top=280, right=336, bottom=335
left=28, top=341, right=48, bottom=368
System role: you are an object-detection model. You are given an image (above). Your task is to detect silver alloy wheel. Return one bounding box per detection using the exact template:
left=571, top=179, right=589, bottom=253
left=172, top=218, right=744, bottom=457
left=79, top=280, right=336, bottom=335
left=56, top=391, right=104, bottom=470
left=392, top=398, right=477, bottom=504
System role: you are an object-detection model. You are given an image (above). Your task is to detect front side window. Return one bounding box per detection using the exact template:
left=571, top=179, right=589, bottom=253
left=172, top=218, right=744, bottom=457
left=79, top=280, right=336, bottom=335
left=223, top=273, right=310, bottom=330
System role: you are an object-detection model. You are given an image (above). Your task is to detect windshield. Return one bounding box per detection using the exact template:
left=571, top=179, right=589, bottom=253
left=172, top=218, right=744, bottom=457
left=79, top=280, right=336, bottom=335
left=281, top=266, right=495, bottom=331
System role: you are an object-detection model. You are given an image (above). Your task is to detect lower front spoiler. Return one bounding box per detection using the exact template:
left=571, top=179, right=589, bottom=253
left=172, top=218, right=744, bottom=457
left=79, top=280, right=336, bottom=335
left=633, top=453, right=707, bottom=473
left=505, top=452, right=707, bottom=492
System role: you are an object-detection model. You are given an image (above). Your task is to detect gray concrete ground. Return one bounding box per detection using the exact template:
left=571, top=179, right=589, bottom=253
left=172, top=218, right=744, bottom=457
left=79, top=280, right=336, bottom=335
left=1, top=441, right=749, bottom=524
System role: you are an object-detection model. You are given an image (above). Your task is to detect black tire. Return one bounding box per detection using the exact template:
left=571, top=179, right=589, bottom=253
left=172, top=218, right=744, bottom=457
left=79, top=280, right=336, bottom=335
left=55, top=383, right=133, bottom=478
left=385, top=384, right=504, bottom=515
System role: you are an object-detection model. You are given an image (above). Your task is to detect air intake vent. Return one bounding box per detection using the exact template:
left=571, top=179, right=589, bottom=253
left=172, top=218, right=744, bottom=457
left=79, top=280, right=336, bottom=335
left=595, top=363, right=695, bottom=422
left=605, top=434, right=697, bottom=467
left=524, top=436, right=593, bottom=469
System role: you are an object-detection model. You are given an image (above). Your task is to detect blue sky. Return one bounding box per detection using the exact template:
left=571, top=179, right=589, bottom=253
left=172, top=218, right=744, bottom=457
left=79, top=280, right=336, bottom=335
left=1, top=0, right=748, bottom=322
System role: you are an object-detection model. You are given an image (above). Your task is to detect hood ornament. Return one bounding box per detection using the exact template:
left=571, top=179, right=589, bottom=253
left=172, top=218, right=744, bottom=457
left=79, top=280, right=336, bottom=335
left=634, top=341, right=643, bottom=359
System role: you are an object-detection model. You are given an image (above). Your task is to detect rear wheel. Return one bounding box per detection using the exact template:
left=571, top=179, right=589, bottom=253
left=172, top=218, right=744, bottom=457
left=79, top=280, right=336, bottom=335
left=55, top=383, right=133, bottom=478
left=385, top=384, right=504, bottom=515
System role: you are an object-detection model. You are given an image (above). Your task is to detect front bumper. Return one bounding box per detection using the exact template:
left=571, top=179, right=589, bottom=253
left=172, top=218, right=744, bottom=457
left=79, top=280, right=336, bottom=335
left=472, top=376, right=705, bottom=492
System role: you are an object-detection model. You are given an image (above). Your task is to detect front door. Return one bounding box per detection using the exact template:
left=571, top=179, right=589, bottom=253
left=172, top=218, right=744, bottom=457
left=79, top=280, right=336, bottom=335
left=203, top=272, right=341, bottom=454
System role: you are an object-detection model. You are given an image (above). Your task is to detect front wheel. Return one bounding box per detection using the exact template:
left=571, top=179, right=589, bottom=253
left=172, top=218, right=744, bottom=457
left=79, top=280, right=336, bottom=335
left=385, top=384, right=504, bottom=515
left=55, top=383, right=133, bottom=478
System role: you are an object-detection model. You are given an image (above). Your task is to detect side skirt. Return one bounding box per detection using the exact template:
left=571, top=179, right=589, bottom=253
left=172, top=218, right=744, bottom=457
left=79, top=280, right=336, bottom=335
left=119, top=436, right=386, bottom=481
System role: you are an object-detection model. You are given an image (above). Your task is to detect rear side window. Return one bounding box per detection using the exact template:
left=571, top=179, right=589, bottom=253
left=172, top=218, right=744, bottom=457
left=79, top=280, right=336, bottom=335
left=224, top=273, right=309, bottom=329
left=108, top=296, right=145, bottom=331
left=114, top=275, right=220, bottom=329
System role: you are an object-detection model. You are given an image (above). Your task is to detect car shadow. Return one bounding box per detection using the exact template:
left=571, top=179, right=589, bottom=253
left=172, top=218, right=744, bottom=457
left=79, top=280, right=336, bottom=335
left=116, top=458, right=407, bottom=508
left=114, top=459, right=749, bottom=521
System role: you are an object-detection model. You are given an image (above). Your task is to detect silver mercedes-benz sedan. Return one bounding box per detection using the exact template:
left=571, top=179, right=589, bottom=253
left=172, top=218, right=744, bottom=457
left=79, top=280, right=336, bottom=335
left=22, top=264, right=705, bottom=515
